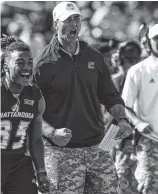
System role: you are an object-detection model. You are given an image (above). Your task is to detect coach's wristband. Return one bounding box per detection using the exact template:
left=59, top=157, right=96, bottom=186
left=117, top=117, right=130, bottom=123
left=37, top=168, right=47, bottom=176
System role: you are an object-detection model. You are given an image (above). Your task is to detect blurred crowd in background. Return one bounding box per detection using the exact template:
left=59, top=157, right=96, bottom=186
left=1, top=1, right=158, bottom=72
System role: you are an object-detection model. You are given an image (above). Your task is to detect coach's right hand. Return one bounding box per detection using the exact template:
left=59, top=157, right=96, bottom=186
left=52, top=128, right=72, bottom=146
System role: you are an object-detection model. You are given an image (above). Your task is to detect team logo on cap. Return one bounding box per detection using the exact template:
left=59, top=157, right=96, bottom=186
left=66, top=3, right=74, bottom=11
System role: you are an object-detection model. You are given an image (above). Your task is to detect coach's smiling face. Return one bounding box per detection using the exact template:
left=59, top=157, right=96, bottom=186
left=55, top=14, right=81, bottom=42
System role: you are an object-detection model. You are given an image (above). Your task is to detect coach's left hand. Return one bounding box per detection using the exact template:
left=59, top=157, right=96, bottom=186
left=37, top=172, right=50, bottom=193
left=115, top=119, right=132, bottom=140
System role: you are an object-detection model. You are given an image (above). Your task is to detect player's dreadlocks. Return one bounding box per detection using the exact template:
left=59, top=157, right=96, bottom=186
left=1, top=35, right=30, bottom=77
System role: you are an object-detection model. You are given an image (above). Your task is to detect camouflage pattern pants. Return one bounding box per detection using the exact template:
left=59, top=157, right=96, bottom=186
left=44, top=144, right=121, bottom=194
left=115, top=139, right=138, bottom=194
left=115, top=135, right=158, bottom=194
left=135, top=135, right=158, bottom=194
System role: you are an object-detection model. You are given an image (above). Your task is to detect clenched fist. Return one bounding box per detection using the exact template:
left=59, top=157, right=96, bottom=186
left=52, top=128, right=72, bottom=146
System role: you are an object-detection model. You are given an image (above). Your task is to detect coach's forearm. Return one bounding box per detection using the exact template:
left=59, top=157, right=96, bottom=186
left=29, top=139, right=45, bottom=172
left=108, top=104, right=127, bottom=121
left=42, top=119, right=56, bottom=138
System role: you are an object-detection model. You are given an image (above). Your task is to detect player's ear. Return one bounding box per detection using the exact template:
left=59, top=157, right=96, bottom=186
left=3, top=63, right=9, bottom=72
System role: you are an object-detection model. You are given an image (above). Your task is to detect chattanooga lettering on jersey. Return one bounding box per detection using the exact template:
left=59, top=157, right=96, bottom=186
left=0, top=112, right=34, bottom=119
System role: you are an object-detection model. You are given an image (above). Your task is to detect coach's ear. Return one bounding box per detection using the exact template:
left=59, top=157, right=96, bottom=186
left=53, top=21, right=58, bottom=30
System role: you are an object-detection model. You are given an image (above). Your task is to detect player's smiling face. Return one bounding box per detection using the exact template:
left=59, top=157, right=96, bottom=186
left=57, top=14, right=81, bottom=42
left=7, top=50, right=33, bottom=86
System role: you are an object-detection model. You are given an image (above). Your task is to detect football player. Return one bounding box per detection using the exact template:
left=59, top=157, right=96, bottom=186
left=1, top=36, right=50, bottom=194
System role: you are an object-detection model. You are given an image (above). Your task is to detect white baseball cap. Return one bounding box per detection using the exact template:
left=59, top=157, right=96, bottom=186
left=53, top=2, right=82, bottom=22
left=148, top=24, right=158, bottom=39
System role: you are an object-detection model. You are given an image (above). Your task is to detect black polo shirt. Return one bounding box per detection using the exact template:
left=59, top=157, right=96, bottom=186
left=34, top=36, right=124, bottom=147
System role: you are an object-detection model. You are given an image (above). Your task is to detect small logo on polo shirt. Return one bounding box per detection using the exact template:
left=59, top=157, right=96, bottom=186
left=88, top=61, right=95, bottom=69
left=24, top=99, right=34, bottom=106
left=149, top=78, right=155, bottom=83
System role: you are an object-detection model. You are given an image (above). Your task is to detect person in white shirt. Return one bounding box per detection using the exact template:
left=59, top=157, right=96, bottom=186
left=122, top=23, right=158, bottom=194
left=111, top=41, right=141, bottom=194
